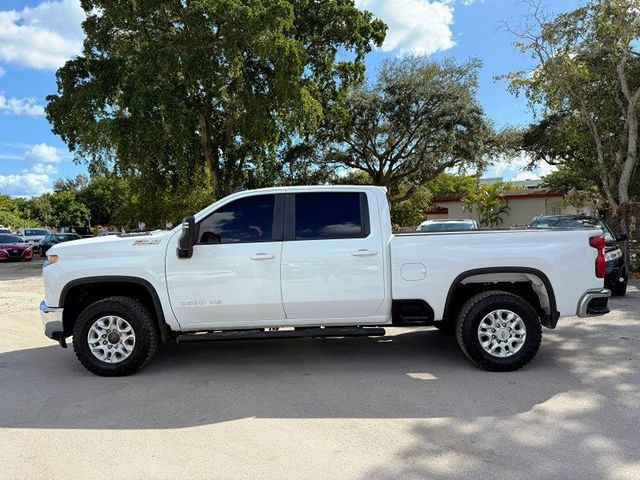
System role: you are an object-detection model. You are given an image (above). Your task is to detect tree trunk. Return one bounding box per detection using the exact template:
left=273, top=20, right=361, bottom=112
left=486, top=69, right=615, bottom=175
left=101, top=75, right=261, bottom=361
left=198, top=112, right=218, bottom=199
left=617, top=106, right=638, bottom=272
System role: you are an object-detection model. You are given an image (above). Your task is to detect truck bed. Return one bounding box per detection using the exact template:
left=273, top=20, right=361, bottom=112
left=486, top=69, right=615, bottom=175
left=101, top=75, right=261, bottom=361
left=391, top=228, right=603, bottom=319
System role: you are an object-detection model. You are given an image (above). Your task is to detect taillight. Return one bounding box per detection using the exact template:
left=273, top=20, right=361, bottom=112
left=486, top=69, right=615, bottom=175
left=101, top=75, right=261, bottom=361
left=589, top=235, right=606, bottom=278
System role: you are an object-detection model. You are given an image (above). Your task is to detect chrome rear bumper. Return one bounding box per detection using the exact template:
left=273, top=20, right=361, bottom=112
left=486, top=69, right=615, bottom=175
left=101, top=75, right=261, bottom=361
left=577, top=289, right=611, bottom=317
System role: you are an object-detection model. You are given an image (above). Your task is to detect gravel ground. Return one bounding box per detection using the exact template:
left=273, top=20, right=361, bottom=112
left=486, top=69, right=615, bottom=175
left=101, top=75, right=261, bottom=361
left=1, top=260, right=639, bottom=480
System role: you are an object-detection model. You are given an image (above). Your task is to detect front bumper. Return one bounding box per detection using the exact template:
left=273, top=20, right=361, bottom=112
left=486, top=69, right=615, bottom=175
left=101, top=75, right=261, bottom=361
left=577, top=289, right=611, bottom=317
left=39, top=300, right=64, bottom=339
left=0, top=248, right=32, bottom=261
left=605, top=263, right=627, bottom=289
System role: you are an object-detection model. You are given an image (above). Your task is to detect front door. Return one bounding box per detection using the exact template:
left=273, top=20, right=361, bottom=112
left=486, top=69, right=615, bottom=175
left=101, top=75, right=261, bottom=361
left=166, top=193, right=285, bottom=328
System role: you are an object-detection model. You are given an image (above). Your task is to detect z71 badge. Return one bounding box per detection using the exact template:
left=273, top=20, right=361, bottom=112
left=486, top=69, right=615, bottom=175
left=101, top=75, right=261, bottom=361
left=132, top=239, right=161, bottom=246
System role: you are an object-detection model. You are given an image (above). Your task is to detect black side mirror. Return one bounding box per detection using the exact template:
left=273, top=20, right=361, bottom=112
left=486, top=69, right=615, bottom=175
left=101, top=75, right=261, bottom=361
left=616, top=234, right=628, bottom=242
left=177, top=216, right=197, bottom=258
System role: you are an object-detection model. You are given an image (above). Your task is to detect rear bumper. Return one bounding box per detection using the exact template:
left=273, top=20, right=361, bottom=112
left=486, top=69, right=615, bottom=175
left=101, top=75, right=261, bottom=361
left=577, top=289, right=611, bottom=317
left=39, top=300, right=64, bottom=339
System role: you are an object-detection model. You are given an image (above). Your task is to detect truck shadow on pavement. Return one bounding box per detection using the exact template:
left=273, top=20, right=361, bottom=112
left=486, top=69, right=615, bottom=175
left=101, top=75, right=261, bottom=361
left=0, top=327, right=585, bottom=430
left=359, top=290, right=640, bottom=480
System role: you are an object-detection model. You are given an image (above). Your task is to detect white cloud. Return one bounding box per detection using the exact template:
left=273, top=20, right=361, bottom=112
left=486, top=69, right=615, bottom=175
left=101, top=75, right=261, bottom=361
left=25, top=143, right=61, bottom=163
left=31, top=163, right=57, bottom=175
left=0, top=0, right=85, bottom=70
left=485, top=152, right=557, bottom=181
left=0, top=93, right=45, bottom=116
left=0, top=66, right=5, bottom=77
left=461, top=0, right=485, bottom=5
left=0, top=163, right=56, bottom=196
left=356, top=0, right=455, bottom=55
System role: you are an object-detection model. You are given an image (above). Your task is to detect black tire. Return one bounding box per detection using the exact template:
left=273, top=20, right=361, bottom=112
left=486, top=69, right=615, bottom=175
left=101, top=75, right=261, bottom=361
left=610, top=284, right=627, bottom=297
left=73, top=296, right=158, bottom=376
left=455, top=290, right=542, bottom=372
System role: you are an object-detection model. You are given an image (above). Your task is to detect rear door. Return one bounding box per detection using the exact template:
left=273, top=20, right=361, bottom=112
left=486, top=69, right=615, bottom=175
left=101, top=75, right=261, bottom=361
left=280, top=191, right=385, bottom=320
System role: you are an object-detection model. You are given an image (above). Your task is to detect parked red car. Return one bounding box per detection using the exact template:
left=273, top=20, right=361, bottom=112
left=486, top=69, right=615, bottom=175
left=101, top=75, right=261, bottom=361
left=0, top=234, right=33, bottom=262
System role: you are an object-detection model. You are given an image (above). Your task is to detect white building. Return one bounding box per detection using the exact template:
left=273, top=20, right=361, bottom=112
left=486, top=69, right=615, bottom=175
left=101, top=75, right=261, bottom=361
left=426, top=185, right=598, bottom=228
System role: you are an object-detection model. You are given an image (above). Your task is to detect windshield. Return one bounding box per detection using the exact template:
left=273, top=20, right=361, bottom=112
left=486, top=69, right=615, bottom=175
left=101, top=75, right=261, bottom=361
left=24, top=229, right=49, bottom=236
left=0, top=234, right=24, bottom=243
left=419, top=222, right=475, bottom=232
left=57, top=234, right=81, bottom=241
left=530, top=217, right=615, bottom=242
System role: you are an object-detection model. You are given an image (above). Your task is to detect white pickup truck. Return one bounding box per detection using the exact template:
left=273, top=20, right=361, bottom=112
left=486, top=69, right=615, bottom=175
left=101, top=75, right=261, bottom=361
left=40, top=186, right=610, bottom=376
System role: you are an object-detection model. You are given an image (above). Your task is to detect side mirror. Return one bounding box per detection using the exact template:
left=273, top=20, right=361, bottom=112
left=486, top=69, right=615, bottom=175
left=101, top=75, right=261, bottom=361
left=616, top=234, right=628, bottom=242
left=177, top=216, right=197, bottom=259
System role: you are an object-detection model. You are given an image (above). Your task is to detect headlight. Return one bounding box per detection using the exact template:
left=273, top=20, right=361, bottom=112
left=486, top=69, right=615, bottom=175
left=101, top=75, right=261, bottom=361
left=47, top=254, right=59, bottom=265
left=604, top=249, right=623, bottom=262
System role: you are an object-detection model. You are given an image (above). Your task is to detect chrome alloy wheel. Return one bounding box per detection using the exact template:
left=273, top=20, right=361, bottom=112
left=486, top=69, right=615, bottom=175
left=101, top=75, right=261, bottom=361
left=477, top=309, right=526, bottom=358
left=87, top=316, right=136, bottom=363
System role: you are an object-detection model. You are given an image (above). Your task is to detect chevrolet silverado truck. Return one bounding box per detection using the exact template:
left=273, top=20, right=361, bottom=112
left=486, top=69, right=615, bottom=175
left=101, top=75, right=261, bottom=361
left=39, top=186, right=611, bottom=376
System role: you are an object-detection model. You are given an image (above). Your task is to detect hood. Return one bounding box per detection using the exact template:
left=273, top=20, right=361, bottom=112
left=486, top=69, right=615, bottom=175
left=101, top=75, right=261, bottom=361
left=0, top=242, right=30, bottom=250
left=47, top=230, right=174, bottom=257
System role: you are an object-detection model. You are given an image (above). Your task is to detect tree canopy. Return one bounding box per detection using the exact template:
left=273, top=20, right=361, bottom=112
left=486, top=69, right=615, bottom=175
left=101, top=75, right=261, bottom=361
left=323, top=56, right=494, bottom=202
left=505, top=0, right=640, bottom=215
left=46, top=0, right=386, bottom=200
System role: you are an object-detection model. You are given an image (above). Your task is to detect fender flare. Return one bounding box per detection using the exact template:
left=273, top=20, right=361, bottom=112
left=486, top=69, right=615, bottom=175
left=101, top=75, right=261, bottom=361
left=443, top=267, right=559, bottom=328
left=59, top=275, right=170, bottom=339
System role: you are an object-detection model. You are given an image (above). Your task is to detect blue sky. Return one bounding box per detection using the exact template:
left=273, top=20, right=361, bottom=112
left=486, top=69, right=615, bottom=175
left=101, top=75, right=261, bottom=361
left=0, top=0, right=581, bottom=197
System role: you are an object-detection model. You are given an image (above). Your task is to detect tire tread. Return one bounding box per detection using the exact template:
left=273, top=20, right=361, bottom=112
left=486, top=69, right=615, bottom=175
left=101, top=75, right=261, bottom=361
left=72, top=296, right=158, bottom=376
left=455, top=290, right=542, bottom=372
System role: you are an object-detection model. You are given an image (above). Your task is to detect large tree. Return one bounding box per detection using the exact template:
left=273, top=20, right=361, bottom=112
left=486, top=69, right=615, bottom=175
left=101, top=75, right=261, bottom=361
left=46, top=0, right=386, bottom=200
left=322, top=56, right=493, bottom=202
left=504, top=0, right=640, bottom=239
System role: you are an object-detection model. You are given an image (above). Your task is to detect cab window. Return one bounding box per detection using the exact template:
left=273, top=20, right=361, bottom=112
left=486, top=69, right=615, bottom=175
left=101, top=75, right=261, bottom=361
left=198, top=194, right=276, bottom=244
left=293, top=192, right=369, bottom=240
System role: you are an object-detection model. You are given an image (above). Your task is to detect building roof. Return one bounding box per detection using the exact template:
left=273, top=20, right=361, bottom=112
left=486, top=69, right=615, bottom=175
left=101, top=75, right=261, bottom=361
left=432, top=188, right=565, bottom=204
left=479, top=177, right=543, bottom=188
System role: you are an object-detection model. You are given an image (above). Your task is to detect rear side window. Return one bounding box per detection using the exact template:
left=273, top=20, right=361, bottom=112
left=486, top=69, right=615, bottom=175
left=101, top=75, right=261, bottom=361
left=198, top=194, right=276, bottom=244
left=293, top=192, right=369, bottom=240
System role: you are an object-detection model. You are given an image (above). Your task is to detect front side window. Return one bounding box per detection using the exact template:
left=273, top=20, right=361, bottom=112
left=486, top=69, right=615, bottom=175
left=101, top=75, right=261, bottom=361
left=198, top=194, right=276, bottom=244
left=294, top=192, right=367, bottom=240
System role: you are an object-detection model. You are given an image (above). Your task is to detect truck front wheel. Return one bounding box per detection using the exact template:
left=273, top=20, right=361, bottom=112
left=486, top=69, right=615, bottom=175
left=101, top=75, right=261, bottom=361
left=72, top=296, right=158, bottom=376
left=455, top=291, right=542, bottom=372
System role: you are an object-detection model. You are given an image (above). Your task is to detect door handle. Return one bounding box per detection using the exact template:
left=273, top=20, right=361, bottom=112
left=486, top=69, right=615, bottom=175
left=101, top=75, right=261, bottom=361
left=351, top=249, right=378, bottom=257
left=249, top=253, right=276, bottom=260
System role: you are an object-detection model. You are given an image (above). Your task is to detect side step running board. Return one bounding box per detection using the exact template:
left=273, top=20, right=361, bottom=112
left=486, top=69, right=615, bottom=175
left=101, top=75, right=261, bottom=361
left=176, top=326, right=386, bottom=343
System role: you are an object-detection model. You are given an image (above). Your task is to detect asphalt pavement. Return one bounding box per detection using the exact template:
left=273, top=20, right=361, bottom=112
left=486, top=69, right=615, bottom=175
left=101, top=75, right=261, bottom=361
left=1, top=260, right=639, bottom=479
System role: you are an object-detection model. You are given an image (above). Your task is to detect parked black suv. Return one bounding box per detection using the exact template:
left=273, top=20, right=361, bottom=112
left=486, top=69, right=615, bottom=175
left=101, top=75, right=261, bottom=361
left=39, top=233, right=82, bottom=256
left=60, top=226, right=93, bottom=238
left=529, top=215, right=628, bottom=296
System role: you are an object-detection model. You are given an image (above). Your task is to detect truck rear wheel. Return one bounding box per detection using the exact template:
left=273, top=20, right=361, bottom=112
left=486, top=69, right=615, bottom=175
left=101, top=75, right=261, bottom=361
left=72, top=296, right=158, bottom=376
left=455, top=291, right=542, bottom=372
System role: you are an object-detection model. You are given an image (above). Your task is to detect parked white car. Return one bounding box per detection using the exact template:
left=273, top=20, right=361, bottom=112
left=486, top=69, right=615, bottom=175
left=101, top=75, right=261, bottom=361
left=40, top=186, right=610, bottom=376
left=17, top=228, right=51, bottom=252
left=417, top=219, right=478, bottom=232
